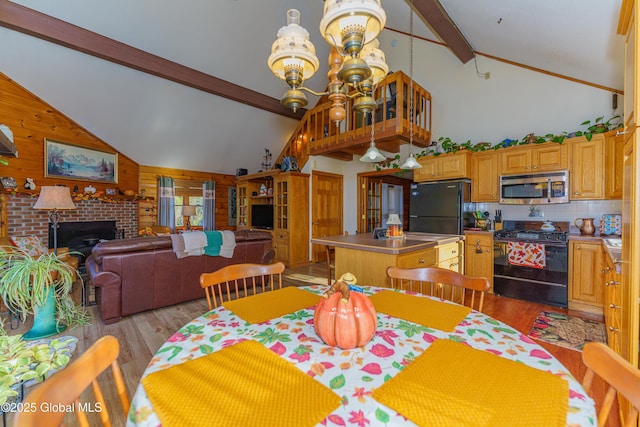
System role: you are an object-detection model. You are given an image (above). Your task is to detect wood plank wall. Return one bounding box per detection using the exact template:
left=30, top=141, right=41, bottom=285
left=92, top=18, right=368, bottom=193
left=138, top=165, right=237, bottom=231
left=0, top=73, right=238, bottom=233
left=0, top=72, right=139, bottom=194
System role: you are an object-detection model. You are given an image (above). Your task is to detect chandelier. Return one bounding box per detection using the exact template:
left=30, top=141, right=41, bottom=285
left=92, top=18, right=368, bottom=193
left=268, top=1, right=388, bottom=125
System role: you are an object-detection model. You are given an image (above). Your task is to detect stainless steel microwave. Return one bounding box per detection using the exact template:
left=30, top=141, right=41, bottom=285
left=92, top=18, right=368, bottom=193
left=499, top=171, right=569, bottom=204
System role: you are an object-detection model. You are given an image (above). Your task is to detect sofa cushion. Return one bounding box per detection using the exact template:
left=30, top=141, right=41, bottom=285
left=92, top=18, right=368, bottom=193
left=91, top=236, right=173, bottom=264
left=9, top=236, right=48, bottom=256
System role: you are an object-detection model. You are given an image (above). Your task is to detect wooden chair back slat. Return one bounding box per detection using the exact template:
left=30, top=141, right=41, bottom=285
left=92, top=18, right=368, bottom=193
left=15, top=335, right=130, bottom=427
left=200, top=262, right=286, bottom=310
left=582, top=342, right=640, bottom=427
left=386, top=266, right=490, bottom=312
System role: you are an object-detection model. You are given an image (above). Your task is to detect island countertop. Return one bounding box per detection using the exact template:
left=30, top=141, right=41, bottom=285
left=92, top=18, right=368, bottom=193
left=312, top=233, right=464, bottom=255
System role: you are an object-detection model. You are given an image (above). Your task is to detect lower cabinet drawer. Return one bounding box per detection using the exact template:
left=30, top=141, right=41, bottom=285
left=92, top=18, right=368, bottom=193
left=438, top=256, right=463, bottom=272
left=397, top=249, right=437, bottom=268
left=437, top=242, right=461, bottom=262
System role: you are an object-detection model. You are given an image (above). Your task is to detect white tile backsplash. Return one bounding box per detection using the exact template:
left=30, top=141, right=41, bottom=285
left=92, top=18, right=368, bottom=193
left=485, top=200, right=622, bottom=234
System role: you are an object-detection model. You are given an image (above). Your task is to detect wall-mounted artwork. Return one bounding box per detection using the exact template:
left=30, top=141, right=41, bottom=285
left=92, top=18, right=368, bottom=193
left=45, top=139, right=118, bottom=183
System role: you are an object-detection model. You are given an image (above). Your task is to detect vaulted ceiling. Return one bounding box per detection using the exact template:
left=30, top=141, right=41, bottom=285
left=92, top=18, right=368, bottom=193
left=0, top=0, right=624, bottom=175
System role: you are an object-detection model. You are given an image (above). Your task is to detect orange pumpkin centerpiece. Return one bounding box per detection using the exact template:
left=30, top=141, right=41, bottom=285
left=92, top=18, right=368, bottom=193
left=314, top=280, right=377, bottom=349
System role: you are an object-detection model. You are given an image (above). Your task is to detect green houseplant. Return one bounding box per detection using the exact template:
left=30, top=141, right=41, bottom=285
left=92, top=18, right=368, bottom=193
left=0, top=247, right=88, bottom=340
left=0, top=325, right=76, bottom=405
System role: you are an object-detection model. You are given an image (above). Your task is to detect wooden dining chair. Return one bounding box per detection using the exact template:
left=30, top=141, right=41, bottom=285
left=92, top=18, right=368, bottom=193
left=15, top=335, right=130, bottom=427
left=200, top=261, right=285, bottom=310
left=386, top=266, right=490, bottom=312
left=582, top=341, right=640, bottom=427
left=326, top=231, right=348, bottom=285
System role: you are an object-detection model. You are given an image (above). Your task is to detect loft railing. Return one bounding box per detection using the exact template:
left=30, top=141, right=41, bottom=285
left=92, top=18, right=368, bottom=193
left=275, top=71, right=432, bottom=169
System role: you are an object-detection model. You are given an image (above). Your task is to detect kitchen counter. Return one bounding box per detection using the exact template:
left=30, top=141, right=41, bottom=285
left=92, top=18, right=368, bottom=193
left=312, top=233, right=463, bottom=255
left=312, top=233, right=465, bottom=287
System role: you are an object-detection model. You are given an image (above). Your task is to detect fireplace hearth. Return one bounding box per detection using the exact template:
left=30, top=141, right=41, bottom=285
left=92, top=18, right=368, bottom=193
left=49, top=220, right=119, bottom=265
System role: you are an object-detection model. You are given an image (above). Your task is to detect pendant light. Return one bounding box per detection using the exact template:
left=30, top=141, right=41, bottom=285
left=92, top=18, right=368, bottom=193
left=400, top=0, right=422, bottom=170
left=360, top=110, right=385, bottom=162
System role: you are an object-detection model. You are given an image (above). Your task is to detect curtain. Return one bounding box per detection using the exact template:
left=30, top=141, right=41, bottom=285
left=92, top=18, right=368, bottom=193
left=202, top=181, right=216, bottom=230
left=157, top=176, right=175, bottom=231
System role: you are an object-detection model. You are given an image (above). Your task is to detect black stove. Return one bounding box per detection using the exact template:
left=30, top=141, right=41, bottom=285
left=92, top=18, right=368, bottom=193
left=494, top=220, right=569, bottom=244
left=493, top=220, right=569, bottom=308
left=494, top=229, right=568, bottom=243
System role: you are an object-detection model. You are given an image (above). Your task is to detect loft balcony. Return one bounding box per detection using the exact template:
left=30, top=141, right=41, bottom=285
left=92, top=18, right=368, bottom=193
left=279, top=71, right=432, bottom=166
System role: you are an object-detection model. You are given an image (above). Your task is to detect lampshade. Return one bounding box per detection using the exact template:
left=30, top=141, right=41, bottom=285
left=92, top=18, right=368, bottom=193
left=359, top=39, right=389, bottom=85
left=319, top=0, right=386, bottom=55
left=268, top=9, right=320, bottom=87
left=182, top=205, right=197, bottom=216
left=400, top=152, right=422, bottom=169
left=387, top=214, right=402, bottom=225
left=33, top=186, right=76, bottom=210
left=360, top=142, right=385, bottom=162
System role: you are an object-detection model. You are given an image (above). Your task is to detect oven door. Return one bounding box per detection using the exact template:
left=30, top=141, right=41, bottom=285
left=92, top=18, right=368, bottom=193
left=493, top=240, right=568, bottom=307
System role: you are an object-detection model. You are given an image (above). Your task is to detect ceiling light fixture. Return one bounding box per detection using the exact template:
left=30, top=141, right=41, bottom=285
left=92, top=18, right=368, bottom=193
left=400, top=0, right=422, bottom=170
left=268, top=1, right=388, bottom=125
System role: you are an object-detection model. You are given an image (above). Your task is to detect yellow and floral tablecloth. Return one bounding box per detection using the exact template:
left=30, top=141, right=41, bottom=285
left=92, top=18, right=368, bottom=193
left=127, top=285, right=595, bottom=427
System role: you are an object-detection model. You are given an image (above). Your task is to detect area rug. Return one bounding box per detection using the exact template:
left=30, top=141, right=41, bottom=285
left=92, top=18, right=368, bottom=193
left=527, top=311, right=607, bottom=351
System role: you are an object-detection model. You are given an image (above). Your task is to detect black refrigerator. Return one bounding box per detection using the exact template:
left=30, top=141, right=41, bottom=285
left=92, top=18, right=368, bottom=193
left=409, top=180, right=474, bottom=234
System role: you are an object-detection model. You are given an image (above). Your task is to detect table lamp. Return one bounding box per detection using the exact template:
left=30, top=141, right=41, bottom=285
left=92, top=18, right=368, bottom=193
left=33, top=186, right=76, bottom=255
left=182, top=205, right=196, bottom=230
left=386, top=214, right=403, bottom=239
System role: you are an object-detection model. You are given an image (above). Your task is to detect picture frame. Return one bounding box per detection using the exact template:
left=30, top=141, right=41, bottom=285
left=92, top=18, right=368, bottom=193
left=0, top=177, right=17, bottom=189
left=373, top=227, right=387, bottom=239
left=45, top=139, right=118, bottom=183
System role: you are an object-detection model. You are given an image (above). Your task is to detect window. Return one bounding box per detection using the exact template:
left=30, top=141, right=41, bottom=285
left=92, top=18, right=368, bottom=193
left=173, top=180, right=204, bottom=229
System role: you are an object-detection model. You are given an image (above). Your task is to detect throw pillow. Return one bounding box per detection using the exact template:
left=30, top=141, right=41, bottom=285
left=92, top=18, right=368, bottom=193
left=9, top=236, right=49, bottom=257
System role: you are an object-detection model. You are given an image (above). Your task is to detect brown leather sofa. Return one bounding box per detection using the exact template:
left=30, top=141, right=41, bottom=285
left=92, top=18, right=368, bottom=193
left=85, top=229, right=274, bottom=324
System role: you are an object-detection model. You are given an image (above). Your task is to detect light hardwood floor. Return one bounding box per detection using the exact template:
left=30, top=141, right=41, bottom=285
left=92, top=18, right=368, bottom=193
left=5, top=262, right=619, bottom=427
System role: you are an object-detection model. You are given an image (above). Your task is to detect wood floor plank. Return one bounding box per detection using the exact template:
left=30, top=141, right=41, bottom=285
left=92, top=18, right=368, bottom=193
left=3, top=262, right=620, bottom=427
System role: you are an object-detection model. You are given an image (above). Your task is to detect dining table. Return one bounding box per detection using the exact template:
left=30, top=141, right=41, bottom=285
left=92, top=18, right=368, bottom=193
left=126, top=284, right=596, bottom=427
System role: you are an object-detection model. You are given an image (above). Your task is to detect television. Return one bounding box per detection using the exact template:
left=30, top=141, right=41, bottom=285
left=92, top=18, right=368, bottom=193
left=251, top=204, right=274, bottom=230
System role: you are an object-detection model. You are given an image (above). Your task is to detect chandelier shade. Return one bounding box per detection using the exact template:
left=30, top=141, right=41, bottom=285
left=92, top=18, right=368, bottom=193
left=268, top=10, right=320, bottom=89
left=319, top=0, right=386, bottom=56
left=360, top=39, right=389, bottom=85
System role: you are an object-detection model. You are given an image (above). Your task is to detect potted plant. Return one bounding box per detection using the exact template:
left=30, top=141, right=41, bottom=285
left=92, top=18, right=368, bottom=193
left=0, top=247, right=88, bottom=340
left=0, top=324, right=76, bottom=405
left=576, top=115, right=622, bottom=140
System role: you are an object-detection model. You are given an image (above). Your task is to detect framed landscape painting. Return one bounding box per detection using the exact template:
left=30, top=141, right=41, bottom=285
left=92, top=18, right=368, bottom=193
left=45, top=139, right=118, bottom=183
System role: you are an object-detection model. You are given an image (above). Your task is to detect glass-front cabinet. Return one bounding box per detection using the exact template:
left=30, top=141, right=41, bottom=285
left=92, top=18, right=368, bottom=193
left=273, top=172, right=309, bottom=267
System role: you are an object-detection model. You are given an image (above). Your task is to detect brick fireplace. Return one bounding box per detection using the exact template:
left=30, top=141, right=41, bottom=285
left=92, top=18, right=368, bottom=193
left=6, top=193, right=138, bottom=243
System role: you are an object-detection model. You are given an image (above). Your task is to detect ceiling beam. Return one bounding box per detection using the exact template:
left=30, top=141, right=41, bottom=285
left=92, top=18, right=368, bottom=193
left=411, top=0, right=475, bottom=64
left=0, top=0, right=305, bottom=120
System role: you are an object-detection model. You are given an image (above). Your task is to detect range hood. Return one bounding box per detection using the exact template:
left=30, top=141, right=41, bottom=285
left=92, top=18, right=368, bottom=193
left=0, top=125, right=18, bottom=157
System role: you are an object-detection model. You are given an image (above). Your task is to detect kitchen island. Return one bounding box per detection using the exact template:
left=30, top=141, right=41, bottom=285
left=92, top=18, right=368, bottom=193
left=312, top=233, right=465, bottom=287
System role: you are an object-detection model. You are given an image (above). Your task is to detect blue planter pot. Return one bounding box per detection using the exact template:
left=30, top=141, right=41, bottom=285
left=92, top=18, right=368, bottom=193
left=22, top=286, right=66, bottom=340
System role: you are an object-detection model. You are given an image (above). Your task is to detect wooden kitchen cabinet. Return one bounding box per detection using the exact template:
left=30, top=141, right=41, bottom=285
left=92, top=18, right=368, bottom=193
left=613, top=3, right=640, bottom=423
left=570, top=135, right=605, bottom=200
left=414, top=151, right=470, bottom=182
left=602, top=252, right=622, bottom=354
left=436, top=241, right=463, bottom=273
left=464, top=231, right=494, bottom=291
left=605, top=132, right=625, bottom=199
left=471, top=151, right=499, bottom=202
left=498, top=143, right=568, bottom=175
left=568, top=240, right=604, bottom=314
